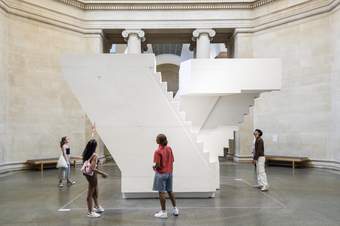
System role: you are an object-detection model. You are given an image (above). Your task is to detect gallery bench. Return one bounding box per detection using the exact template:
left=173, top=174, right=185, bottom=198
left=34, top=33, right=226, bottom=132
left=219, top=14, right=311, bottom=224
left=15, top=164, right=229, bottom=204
left=266, top=155, right=309, bottom=169
left=26, top=156, right=83, bottom=172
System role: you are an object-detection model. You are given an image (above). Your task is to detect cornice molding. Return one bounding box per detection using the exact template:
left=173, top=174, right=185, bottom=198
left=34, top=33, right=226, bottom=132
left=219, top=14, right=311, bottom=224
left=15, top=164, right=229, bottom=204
left=0, top=0, right=103, bottom=35
left=56, top=0, right=277, bottom=10
left=0, top=0, right=339, bottom=35
left=235, top=0, right=340, bottom=34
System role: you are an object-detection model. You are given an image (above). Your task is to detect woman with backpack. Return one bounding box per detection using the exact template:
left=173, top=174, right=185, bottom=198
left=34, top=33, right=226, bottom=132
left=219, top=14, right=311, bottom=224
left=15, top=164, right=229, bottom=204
left=81, top=124, right=108, bottom=218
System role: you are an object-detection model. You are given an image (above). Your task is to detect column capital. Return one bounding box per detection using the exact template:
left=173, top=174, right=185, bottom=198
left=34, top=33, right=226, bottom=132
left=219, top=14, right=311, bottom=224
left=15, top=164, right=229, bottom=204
left=122, top=29, right=145, bottom=42
left=192, top=29, right=216, bottom=40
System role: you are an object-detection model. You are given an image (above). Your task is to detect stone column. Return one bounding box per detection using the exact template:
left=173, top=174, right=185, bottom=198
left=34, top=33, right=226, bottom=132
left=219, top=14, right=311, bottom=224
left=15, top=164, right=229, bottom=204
left=192, top=29, right=216, bottom=58
left=122, top=29, right=145, bottom=54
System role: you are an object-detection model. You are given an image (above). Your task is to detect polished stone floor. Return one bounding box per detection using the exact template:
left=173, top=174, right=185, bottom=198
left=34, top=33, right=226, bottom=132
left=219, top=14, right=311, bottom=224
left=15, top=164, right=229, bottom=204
left=1, top=162, right=340, bottom=226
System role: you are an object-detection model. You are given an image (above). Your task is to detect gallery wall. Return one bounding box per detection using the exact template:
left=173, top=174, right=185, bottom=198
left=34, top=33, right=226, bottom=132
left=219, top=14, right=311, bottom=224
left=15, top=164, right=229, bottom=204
left=0, top=10, right=103, bottom=169
left=235, top=7, right=340, bottom=168
left=0, top=9, right=8, bottom=164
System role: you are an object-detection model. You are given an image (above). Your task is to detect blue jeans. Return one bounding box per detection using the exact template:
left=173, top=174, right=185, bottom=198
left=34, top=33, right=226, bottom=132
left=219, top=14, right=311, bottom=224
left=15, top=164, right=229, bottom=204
left=59, top=163, right=70, bottom=181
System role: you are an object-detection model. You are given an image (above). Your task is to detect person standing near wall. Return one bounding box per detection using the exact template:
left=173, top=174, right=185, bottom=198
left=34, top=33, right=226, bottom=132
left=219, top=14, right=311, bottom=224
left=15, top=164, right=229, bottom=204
left=253, top=129, right=269, bottom=192
left=152, top=134, right=179, bottom=219
left=58, top=136, right=76, bottom=187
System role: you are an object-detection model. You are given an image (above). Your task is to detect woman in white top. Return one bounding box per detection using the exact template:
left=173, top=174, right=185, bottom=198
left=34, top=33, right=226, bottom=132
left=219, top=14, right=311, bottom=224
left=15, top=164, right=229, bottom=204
left=58, top=136, right=76, bottom=187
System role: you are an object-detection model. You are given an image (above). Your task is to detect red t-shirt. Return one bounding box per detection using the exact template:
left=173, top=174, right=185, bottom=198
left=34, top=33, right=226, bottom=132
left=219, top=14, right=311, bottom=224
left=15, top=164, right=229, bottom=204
left=153, top=145, right=174, bottom=174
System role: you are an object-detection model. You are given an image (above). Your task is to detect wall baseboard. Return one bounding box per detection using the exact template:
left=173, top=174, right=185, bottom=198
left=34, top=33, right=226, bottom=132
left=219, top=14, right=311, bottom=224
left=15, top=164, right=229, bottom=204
left=230, top=155, right=340, bottom=171
left=0, top=155, right=108, bottom=174
left=0, top=161, right=28, bottom=174
left=308, top=159, right=340, bottom=171
left=232, top=154, right=253, bottom=163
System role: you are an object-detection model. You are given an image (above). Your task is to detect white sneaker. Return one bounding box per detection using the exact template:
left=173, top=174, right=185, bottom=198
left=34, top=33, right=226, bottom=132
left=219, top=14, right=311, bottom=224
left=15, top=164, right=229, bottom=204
left=253, top=184, right=262, bottom=189
left=58, top=183, right=64, bottom=188
left=172, top=207, right=179, bottom=216
left=87, top=211, right=101, bottom=218
left=67, top=180, right=76, bottom=185
left=261, top=186, right=269, bottom=192
left=93, top=206, right=104, bottom=213
left=154, top=210, right=168, bottom=219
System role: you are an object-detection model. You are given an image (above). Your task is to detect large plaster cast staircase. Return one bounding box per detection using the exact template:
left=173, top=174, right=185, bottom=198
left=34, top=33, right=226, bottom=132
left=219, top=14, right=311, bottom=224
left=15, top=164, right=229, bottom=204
left=61, top=54, right=281, bottom=198
left=62, top=54, right=217, bottom=198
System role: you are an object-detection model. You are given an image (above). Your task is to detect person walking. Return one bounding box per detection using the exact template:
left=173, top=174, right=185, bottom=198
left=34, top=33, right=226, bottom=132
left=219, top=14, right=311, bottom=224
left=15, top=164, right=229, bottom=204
left=253, top=129, right=269, bottom=192
left=152, top=134, right=179, bottom=219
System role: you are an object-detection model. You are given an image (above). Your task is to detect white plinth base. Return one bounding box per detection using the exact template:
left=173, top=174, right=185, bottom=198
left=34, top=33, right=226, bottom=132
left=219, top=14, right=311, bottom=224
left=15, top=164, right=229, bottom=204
left=122, top=192, right=216, bottom=199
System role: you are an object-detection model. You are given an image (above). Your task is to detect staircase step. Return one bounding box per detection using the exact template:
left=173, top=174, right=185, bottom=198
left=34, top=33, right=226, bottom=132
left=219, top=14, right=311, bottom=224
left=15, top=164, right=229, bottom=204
left=190, top=128, right=200, bottom=134
left=171, top=101, right=180, bottom=111
left=203, top=152, right=210, bottom=162
left=196, top=141, right=204, bottom=151
left=195, top=142, right=210, bottom=163
left=154, top=72, right=162, bottom=82
left=203, top=148, right=209, bottom=154
left=167, top=91, right=174, bottom=100
left=183, top=120, right=192, bottom=127
left=179, top=111, right=186, bottom=121
left=161, top=82, right=167, bottom=92
left=190, top=133, right=198, bottom=144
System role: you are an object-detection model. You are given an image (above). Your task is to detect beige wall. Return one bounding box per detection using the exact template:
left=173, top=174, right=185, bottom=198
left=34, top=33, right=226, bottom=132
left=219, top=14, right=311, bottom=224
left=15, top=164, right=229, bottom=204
left=330, top=8, right=340, bottom=162
left=237, top=8, right=340, bottom=163
left=1, top=13, right=102, bottom=164
left=0, top=10, right=8, bottom=164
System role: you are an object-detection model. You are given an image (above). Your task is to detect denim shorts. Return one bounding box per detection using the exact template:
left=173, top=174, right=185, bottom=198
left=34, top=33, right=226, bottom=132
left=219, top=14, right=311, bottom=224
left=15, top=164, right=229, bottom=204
left=152, top=172, right=173, bottom=192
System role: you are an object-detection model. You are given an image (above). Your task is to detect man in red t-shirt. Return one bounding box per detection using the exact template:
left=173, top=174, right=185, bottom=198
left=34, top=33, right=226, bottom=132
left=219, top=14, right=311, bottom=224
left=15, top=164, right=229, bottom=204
left=152, top=134, right=179, bottom=218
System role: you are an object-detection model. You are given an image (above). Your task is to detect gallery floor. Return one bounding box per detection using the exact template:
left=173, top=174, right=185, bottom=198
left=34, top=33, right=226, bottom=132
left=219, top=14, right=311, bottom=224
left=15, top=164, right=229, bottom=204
left=1, top=161, right=340, bottom=226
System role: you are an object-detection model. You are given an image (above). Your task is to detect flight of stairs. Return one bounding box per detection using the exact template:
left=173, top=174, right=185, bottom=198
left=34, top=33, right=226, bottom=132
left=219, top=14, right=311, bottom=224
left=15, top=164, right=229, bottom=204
left=153, top=72, right=221, bottom=189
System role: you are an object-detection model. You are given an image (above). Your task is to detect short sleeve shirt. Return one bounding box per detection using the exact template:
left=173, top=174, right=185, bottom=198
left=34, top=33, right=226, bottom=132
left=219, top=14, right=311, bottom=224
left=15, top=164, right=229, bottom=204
left=153, top=145, right=174, bottom=174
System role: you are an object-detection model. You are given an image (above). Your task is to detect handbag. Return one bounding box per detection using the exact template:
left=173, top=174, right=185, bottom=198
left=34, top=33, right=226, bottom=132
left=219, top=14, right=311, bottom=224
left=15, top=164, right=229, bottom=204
left=81, top=154, right=96, bottom=176
left=56, top=155, right=68, bottom=168
left=81, top=160, right=94, bottom=176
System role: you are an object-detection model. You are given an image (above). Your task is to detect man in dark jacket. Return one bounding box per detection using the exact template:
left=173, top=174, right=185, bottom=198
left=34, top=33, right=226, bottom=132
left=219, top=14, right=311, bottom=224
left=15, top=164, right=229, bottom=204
left=253, top=129, right=269, bottom=191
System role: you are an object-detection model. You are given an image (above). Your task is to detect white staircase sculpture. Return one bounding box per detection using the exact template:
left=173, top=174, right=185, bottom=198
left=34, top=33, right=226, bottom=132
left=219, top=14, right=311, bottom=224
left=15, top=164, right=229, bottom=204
left=61, top=54, right=281, bottom=198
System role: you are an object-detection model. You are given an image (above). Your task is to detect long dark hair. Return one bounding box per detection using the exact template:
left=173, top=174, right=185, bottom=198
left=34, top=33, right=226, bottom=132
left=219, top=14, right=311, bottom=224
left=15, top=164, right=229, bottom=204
left=255, top=129, right=263, bottom=137
left=82, top=139, right=97, bottom=162
left=60, top=136, right=67, bottom=148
